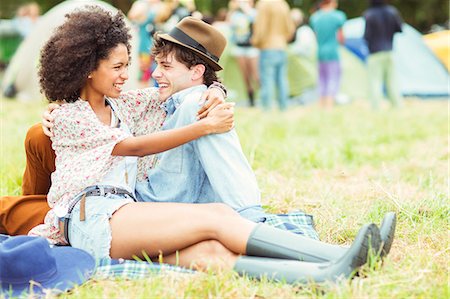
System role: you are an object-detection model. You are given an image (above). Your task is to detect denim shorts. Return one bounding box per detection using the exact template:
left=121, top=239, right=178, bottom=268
left=68, top=194, right=134, bottom=259
left=231, top=45, right=259, bottom=58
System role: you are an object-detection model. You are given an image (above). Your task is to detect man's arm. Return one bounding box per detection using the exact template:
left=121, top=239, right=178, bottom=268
left=178, top=95, right=261, bottom=209
left=195, top=128, right=261, bottom=209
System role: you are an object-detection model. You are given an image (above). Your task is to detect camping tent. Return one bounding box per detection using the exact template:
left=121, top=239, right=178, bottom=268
left=223, top=17, right=449, bottom=105
left=423, top=30, right=450, bottom=71
left=343, top=17, right=449, bottom=98
left=1, top=0, right=140, bottom=101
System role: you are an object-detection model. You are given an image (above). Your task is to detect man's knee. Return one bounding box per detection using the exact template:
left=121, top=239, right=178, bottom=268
left=0, top=195, right=49, bottom=235
left=22, top=124, right=55, bottom=195
left=25, top=123, right=52, bottom=156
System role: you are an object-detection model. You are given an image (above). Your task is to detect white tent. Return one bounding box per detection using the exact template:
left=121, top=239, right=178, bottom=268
left=1, top=0, right=140, bottom=101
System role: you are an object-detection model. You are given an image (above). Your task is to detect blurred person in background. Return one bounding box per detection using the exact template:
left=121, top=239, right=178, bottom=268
left=229, top=0, right=259, bottom=107
left=128, top=0, right=162, bottom=87
left=155, top=0, right=196, bottom=32
left=363, top=0, right=403, bottom=110
left=309, top=0, right=346, bottom=109
left=251, top=0, right=294, bottom=111
left=12, top=2, right=41, bottom=38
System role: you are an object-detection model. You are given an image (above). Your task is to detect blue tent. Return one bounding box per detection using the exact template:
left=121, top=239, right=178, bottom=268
left=343, top=18, right=449, bottom=97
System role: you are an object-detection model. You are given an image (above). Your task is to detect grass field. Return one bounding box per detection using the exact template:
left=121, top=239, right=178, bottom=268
left=0, top=97, right=448, bottom=298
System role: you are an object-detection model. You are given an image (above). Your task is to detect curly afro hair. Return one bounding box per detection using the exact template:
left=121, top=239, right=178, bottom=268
left=39, top=5, right=131, bottom=103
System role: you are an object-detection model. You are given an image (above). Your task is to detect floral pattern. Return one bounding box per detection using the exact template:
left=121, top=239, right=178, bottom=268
left=29, top=88, right=166, bottom=244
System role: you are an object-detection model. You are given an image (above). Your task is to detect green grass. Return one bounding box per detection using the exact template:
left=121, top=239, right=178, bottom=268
left=0, top=97, right=448, bottom=298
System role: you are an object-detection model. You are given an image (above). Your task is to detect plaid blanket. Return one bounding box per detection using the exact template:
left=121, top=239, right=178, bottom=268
left=260, top=211, right=319, bottom=240
left=94, top=258, right=194, bottom=279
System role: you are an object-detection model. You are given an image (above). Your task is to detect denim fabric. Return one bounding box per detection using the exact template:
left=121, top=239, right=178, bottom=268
left=136, top=85, right=261, bottom=210
left=68, top=194, right=133, bottom=259
left=259, top=50, right=289, bottom=110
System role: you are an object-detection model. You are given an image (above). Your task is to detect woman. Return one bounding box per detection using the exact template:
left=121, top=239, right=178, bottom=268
left=229, top=0, right=259, bottom=107
left=30, top=5, right=382, bottom=284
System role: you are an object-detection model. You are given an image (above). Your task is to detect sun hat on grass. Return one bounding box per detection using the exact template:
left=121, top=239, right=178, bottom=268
left=0, top=235, right=95, bottom=298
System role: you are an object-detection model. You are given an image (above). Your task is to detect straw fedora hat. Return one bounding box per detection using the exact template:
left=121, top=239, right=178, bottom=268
left=0, top=236, right=95, bottom=297
left=158, top=17, right=227, bottom=71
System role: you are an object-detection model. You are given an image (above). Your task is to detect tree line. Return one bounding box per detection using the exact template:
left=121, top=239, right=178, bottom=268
left=2, top=0, right=448, bottom=33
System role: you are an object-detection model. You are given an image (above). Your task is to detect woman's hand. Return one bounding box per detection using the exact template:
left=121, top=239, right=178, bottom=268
left=197, top=86, right=226, bottom=120
left=203, top=102, right=235, bottom=134
left=41, top=103, right=61, bottom=137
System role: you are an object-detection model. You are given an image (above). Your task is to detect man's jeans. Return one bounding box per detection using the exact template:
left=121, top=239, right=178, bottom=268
left=259, top=49, right=290, bottom=111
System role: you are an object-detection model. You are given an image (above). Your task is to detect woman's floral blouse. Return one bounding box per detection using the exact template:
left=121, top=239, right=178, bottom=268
left=29, top=88, right=166, bottom=244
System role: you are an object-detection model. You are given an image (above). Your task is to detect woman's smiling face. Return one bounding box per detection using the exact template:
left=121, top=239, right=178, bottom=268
left=87, top=43, right=129, bottom=99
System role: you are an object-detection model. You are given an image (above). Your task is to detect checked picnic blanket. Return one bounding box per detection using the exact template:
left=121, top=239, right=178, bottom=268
left=259, top=211, right=319, bottom=240
left=94, top=258, right=194, bottom=279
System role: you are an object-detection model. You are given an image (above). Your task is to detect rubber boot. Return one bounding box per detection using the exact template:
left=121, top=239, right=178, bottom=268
left=379, top=212, right=396, bottom=257
left=246, top=223, right=378, bottom=266
left=235, top=223, right=381, bottom=284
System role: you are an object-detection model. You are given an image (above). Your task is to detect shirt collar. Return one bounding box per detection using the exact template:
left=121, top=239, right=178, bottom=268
left=161, top=85, right=207, bottom=115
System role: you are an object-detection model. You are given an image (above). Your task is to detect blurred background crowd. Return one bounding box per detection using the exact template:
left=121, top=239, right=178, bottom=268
left=0, top=0, right=448, bottom=109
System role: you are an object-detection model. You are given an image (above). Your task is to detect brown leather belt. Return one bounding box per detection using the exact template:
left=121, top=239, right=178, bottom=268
left=60, top=185, right=135, bottom=245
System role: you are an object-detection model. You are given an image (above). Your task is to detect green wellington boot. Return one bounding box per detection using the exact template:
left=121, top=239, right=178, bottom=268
left=246, top=212, right=396, bottom=265
left=379, top=212, right=396, bottom=257
left=235, top=223, right=381, bottom=284
left=246, top=221, right=381, bottom=268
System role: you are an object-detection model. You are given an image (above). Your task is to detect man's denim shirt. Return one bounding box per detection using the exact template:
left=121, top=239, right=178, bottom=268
left=136, top=85, right=262, bottom=213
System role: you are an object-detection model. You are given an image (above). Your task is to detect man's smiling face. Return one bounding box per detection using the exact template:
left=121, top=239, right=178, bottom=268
left=152, top=52, right=196, bottom=102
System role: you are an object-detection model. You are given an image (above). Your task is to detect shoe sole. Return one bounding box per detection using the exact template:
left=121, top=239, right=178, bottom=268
left=380, top=212, right=397, bottom=257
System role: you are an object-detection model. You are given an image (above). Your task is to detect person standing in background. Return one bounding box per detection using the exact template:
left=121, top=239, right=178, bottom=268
left=12, top=2, right=41, bottom=38
left=128, top=0, right=161, bottom=87
left=229, top=0, right=259, bottom=107
left=155, top=0, right=196, bottom=32
left=309, top=0, right=346, bottom=109
left=251, top=0, right=295, bottom=111
left=364, top=0, right=403, bottom=110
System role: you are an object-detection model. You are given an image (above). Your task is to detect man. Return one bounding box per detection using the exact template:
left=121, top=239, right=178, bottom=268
left=1, top=17, right=317, bottom=239
left=136, top=18, right=261, bottom=216
left=251, top=0, right=295, bottom=111
left=363, top=0, right=403, bottom=109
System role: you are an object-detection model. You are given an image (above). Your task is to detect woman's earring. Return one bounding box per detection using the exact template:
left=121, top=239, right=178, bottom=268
left=88, top=75, right=92, bottom=79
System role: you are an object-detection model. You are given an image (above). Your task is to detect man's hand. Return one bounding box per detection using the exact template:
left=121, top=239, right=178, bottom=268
left=41, top=103, right=60, bottom=137
left=197, top=86, right=226, bottom=120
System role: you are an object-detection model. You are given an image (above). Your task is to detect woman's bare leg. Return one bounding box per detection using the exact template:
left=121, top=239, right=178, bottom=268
left=249, top=56, right=259, bottom=86
left=161, top=240, right=238, bottom=271
left=237, top=56, right=253, bottom=93
left=109, top=202, right=256, bottom=259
